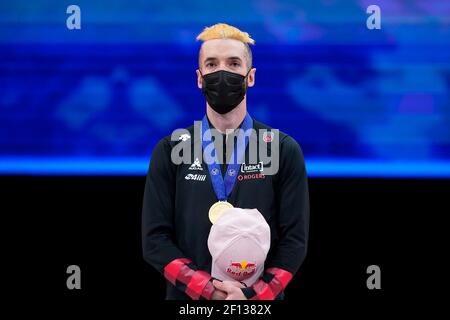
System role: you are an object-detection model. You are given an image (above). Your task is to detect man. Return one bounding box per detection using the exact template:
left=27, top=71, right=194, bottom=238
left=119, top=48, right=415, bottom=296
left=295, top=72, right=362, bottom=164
left=142, top=23, right=309, bottom=300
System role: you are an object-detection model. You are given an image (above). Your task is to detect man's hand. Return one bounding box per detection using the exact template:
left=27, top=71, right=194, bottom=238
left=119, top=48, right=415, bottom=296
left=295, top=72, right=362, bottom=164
left=211, top=288, right=227, bottom=300
left=211, top=280, right=245, bottom=300
left=212, top=280, right=247, bottom=300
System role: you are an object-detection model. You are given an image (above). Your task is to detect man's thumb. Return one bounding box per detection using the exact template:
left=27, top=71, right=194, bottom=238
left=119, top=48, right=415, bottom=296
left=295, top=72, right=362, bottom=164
left=213, top=280, right=230, bottom=292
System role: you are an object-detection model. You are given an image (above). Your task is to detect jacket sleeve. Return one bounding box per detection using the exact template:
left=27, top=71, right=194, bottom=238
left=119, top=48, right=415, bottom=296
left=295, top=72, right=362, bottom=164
left=142, top=137, right=215, bottom=300
left=242, top=135, right=310, bottom=300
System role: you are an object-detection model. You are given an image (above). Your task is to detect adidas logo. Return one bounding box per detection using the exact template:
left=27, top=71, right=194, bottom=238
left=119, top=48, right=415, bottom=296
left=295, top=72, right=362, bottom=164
left=189, top=158, right=203, bottom=171
left=178, top=133, right=191, bottom=141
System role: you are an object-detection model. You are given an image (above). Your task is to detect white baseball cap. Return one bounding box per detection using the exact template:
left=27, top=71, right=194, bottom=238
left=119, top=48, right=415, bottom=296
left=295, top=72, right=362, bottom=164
left=207, top=208, right=271, bottom=287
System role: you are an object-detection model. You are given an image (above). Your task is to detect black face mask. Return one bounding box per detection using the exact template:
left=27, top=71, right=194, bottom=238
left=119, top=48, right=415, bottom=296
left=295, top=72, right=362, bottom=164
left=201, top=69, right=251, bottom=114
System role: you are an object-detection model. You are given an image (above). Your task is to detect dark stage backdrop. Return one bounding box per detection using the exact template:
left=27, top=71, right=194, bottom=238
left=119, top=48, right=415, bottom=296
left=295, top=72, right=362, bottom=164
left=4, top=176, right=447, bottom=315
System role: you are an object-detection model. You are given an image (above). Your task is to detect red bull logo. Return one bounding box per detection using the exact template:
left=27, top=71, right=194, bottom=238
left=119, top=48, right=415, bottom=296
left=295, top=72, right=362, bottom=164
left=226, top=261, right=257, bottom=279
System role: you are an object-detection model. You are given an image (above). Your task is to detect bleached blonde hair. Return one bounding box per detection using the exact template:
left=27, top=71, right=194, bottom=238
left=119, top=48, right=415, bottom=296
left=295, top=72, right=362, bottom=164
left=196, top=23, right=255, bottom=70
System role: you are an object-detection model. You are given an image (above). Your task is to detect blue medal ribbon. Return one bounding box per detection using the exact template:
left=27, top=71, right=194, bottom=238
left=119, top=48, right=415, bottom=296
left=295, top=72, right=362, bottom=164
left=201, top=113, right=253, bottom=201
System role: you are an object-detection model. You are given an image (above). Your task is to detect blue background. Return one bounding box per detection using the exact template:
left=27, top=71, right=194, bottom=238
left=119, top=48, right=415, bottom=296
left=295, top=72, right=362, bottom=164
left=0, top=0, right=449, bottom=176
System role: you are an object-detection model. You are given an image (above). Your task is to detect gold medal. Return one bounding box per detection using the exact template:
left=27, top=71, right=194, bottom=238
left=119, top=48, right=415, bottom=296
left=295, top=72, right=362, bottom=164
left=208, top=201, right=233, bottom=224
